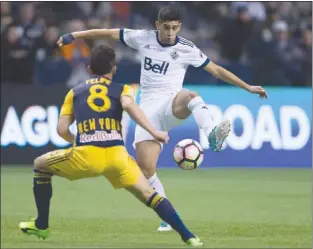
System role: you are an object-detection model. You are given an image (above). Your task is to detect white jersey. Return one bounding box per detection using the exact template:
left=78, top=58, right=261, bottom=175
left=120, top=29, right=210, bottom=102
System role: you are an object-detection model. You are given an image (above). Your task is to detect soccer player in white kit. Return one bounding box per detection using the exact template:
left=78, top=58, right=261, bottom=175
left=58, top=6, right=268, bottom=232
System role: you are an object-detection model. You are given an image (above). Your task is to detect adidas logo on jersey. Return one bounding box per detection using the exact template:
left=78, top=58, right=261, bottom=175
left=144, top=57, right=169, bottom=75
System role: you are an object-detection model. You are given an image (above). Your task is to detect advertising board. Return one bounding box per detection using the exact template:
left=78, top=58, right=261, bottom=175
left=1, top=85, right=311, bottom=167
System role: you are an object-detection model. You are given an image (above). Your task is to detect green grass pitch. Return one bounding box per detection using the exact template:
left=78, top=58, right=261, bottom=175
left=1, top=166, right=312, bottom=248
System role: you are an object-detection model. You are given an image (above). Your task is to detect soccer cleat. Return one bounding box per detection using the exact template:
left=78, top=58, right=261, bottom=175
left=184, top=236, right=204, bottom=247
left=18, top=219, right=50, bottom=240
left=157, top=221, right=173, bottom=232
left=208, top=120, right=231, bottom=152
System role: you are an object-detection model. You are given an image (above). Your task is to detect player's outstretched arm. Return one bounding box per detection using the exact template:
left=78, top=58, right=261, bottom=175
left=120, top=95, right=169, bottom=144
left=204, top=61, right=268, bottom=99
left=57, top=29, right=120, bottom=47
left=57, top=115, right=75, bottom=143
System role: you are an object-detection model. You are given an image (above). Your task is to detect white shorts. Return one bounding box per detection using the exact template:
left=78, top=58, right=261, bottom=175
left=133, top=93, right=184, bottom=149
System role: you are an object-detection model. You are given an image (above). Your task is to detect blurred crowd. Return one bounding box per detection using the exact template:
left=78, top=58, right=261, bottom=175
left=1, top=1, right=312, bottom=87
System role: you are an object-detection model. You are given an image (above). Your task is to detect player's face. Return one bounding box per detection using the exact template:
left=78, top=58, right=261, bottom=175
left=156, top=21, right=181, bottom=44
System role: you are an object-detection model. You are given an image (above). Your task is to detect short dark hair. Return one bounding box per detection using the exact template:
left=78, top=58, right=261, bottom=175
left=158, top=6, right=181, bottom=22
left=89, top=44, right=116, bottom=76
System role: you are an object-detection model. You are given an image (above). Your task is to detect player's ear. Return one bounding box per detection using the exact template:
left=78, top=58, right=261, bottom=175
left=177, top=22, right=182, bottom=32
left=155, top=21, right=160, bottom=29
left=112, top=65, right=117, bottom=75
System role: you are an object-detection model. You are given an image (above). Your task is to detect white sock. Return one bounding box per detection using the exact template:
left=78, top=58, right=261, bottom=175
left=187, top=96, right=214, bottom=137
left=148, top=173, right=167, bottom=198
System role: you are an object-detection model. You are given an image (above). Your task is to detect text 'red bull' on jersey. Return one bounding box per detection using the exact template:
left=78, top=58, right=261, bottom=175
left=60, top=76, right=134, bottom=148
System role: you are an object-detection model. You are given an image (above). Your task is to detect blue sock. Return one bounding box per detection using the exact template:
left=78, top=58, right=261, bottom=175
left=33, top=169, right=53, bottom=229
left=147, top=192, right=195, bottom=241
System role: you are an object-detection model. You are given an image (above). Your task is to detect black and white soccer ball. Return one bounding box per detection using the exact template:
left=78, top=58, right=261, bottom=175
left=173, top=139, right=204, bottom=170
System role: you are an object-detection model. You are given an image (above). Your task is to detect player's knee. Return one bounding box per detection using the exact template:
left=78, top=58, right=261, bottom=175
left=138, top=165, right=156, bottom=179
left=188, top=91, right=199, bottom=101
left=136, top=141, right=160, bottom=178
left=136, top=157, right=157, bottom=179
left=33, top=156, right=48, bottom=171
left=126, top=179, right=155, bottom=203
left=180, top=90, right=199, bottom=106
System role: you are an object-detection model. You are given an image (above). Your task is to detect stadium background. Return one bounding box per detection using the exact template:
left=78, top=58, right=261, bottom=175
left=1, top=2, right=312, bottom=248
left=1, top=1, right=312, bottom=167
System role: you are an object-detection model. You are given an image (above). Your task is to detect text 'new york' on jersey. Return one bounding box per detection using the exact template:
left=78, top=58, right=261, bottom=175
left=60, top=76, right=134, bottom=147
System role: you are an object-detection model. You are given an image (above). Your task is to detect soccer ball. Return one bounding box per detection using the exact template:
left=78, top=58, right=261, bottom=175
left=173, top=139, right=204, bottom=170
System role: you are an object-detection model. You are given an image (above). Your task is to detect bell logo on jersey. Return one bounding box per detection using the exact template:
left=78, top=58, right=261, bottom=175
left=144, top=57, right=169, bottom=75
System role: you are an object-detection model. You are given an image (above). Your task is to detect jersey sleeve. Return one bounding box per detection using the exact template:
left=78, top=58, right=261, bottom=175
left=60, top=89, right=74, bottom=116
left=121, top=84, right=135, bottom=99
left=119, top=29, right=145, bottom=50
left=188, top=46, right=210, bottom=69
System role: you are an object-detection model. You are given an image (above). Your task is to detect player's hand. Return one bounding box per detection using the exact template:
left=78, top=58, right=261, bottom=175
left=153, top=131, right=169, bottom=144
left=57, top=34, right=74, bottom=47
left=248, top=86, right=268, bottom=99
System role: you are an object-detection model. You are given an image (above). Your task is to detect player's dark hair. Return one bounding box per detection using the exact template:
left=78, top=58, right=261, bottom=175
left=158, top=6, right=181, bottom=22
left=89, top=44, right=116, bottom=76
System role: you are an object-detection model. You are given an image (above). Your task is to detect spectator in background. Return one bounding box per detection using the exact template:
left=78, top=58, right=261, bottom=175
left=263, top=7, right=281, bottom=32
left=35, top=25, right=72, bottom=85
left=36, top=25, right=61, bottom=61
left=253, top=20, right=299, bottom=86
left=14, top=3, right=44, bottom=43
left=231, top=2, right=266, bottom=21
left=1, top=25, right=34, bottom=84
left=61, top=19, right=90, bottom=87
left=294, top=27, right=312, bottom=86
left=43, top=26, right=61, bottom=57
left=76, top=2, right=113, bottom=20
left=2, top=3, right=44, bottom=84
left=61, top=20, right=90, bottom=63
left=86, top=2, right=114, bottom=49
left=276, top=2, right=296, bottom=27
left=95, top=2, right=113, bottom=19
left=1, top=1, right=311, bottom=87
left=1, top=2, right=13, bottom=32
left=216, top=6, right=261, bottom=62
left=271, top=21, right=295, bottom=60
left=112, top=1, right=131, bottom=24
